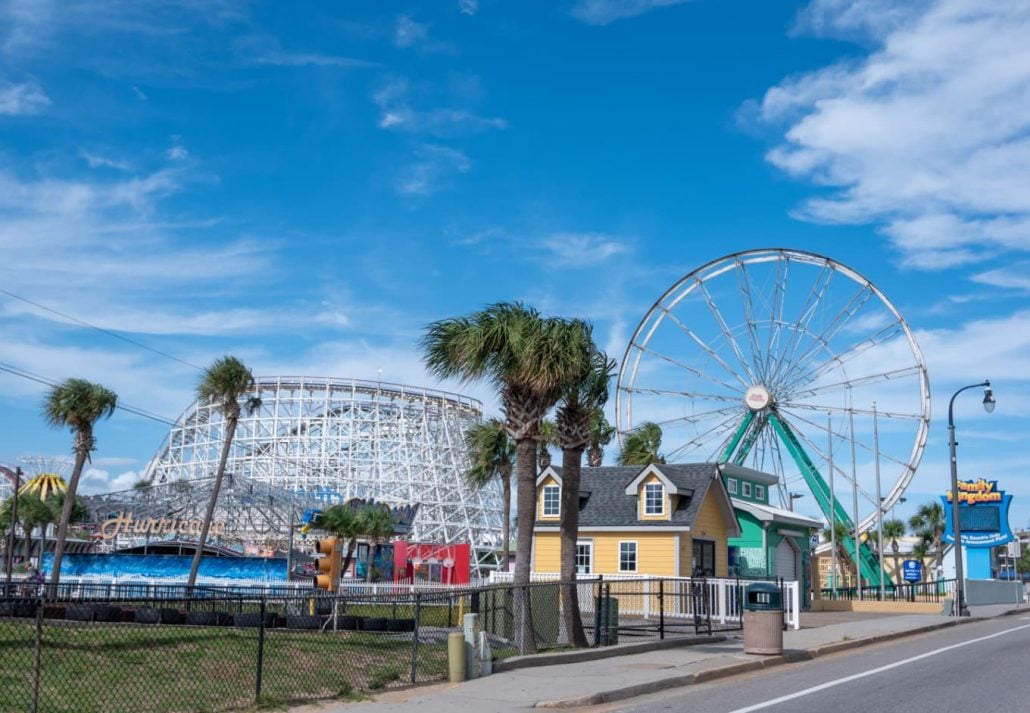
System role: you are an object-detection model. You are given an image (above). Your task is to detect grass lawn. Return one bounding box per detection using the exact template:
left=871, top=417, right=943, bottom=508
left=0, top=619, right=448, bottom=712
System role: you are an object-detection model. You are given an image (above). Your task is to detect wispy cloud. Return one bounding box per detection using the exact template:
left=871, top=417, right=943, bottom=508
left=395, top=15, right=428, bottom=48
left=252, top=51, right=378, bottom=69
left=80, top=151, right=132, bottom=171
left=537, top=232, right=631, bottom=268
left=395, top=144, right=471, bottom=195
left=0, top=79, right=50, bottom=114
left=373, top=78, right=505, bottom=136
left=756, top=0, right=1030, bottom=269
left=458, top=0, right=479, bottom=16
left=570, top=0, right=693, bottom=25
left=972, top=262, right=1030, bottom=292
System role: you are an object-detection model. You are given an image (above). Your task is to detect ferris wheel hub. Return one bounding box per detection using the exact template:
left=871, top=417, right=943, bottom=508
left=744, top=385, right=773, bottom=412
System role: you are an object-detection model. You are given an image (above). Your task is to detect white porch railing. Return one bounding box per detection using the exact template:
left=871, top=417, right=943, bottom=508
left=487, top=572, right=801, bottom=630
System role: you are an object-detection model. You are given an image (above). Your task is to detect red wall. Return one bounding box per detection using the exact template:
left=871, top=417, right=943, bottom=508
left=393, top=542, right=471, bottom=585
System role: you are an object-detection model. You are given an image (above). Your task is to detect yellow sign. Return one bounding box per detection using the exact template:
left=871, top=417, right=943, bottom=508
left=98, top=511, right=226, bottom=540
left=946, top=479, right=1003, bottom=505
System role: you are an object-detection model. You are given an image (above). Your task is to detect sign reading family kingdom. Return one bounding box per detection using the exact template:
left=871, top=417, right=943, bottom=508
left=941, top=479, right=1014, bottom=548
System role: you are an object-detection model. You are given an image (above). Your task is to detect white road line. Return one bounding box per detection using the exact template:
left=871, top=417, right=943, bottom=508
left=726, top=624, right=1030, bottom=713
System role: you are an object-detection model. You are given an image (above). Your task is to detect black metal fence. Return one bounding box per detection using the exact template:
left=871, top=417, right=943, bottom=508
left=0, top=577, right=743, bottom=711
left=819, top=578, right=956, bottom=603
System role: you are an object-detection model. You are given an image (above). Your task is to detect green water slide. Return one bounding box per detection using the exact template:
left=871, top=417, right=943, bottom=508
left=720, top=411, right=888, bottom=587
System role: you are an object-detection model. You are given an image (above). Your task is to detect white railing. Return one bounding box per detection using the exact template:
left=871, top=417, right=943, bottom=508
left=487, top=572, right=801, bottom=630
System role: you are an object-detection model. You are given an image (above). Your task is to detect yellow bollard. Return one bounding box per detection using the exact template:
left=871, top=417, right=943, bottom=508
left=447, top=632, right=466, bottom=683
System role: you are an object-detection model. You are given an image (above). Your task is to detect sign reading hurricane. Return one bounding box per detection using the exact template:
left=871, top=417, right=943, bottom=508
left=744, top=385, right=772, bottom=412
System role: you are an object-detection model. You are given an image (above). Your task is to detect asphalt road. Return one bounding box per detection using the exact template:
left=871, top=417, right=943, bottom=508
left=606, top=616, right=1030, bottom=713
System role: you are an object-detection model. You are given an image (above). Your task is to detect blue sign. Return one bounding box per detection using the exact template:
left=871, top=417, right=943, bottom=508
left=941, top=478, right=1014, bottom=549
left=901, top=559, right=922, bottom=583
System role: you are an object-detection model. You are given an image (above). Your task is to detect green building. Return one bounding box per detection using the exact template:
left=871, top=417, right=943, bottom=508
left=720, top=464, right=820, bottom=601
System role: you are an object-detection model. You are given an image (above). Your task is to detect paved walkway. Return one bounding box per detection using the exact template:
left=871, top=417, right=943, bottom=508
left=293, top=602, right=1030, bottom=713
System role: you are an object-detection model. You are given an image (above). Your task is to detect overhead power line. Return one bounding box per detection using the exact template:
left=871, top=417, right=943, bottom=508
left=0, top=289, right=204, bottom=371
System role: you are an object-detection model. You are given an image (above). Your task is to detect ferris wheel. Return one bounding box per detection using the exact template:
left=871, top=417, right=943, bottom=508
left=616, top=249, right=930, bottom=585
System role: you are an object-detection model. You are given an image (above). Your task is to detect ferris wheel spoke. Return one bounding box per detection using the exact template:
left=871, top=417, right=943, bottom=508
left=780, top=406, right=913, bottom=473
left=651, top=308, right=752, bottom=389
left=652, top=404, right=743, bottom=430
left=622, top=386, right=742, bottom=404
left=779, top=322, right=904, bottom=394
left=777, top=400, right=924, bottom=421
left=736, top=260, right=768, bottom=382
left=784, top=366, right=924, bottom=403
left=776, top=285, right=875, bottom=388
left=631, top=342, right=744, bottom=394
left=767, top=256, right=789, bottom=386
left=665, top=411, right=743, bottom=461
left=697, top=279, right=757, bottom=383
left=770, top=262, right=834, bottom=387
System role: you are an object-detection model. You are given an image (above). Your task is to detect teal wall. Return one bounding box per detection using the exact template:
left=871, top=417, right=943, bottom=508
left=728, top=508, right=813, bottom=606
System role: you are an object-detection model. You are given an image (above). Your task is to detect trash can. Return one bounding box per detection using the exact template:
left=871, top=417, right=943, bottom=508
left=743, top=582, right=783, bottom=655
left=594, top=595, right=619, bottom=646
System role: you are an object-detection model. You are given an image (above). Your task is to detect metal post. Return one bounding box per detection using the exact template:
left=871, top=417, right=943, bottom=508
left=5, top=467, right=21, bottom=590
left=828, top=415, right=837, bottom=598
left=849, top=403, right=862, bottom=600
left=658, top=579, right=665, bottom=640
left=285, top=509, right=295, bottom=583
left=30, top=590, right=43, bottom=713
left=255, top=596, right=266, bottom=700
left=873, top=403, right=885, bottom=600
left=410, top=592, right=422, bottom=683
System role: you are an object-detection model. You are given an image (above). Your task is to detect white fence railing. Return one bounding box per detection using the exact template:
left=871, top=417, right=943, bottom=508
left=487, top=572, right=801, bottom=630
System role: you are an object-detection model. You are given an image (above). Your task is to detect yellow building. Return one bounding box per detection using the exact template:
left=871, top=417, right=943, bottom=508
left=532, top=463, right=740, bottom=578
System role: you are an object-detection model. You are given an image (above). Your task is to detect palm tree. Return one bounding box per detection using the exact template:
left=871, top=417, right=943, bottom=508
left=822, top=520, right=855, bottom=588
left=187, top=356, right=260, bottom=590
left=538, top=419, right=557, bottom=471
left=464, top=418, right=515, bottom=570
left=911, top=540, right=931, bottom=582
left=882, top=518, right=906, bottom=581
left=422, top=303, right=594, bottom=653
left=586, top=407, right=615, bottom=467
left=1, top=494, right=54, bottom=564
left=358, top=506, right=397, bottom=582
left=555, top=348, right=614, bottom=648
left=908, top=502, right=946, bottom=581
left=618, top=422, right=666, bottom=465
left=316, top=503, right=397, bottom=581
left=43, top=378, right=118, bottom=585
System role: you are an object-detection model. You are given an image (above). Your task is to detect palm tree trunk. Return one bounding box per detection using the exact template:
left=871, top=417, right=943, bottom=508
left=341, top=538, right=358, bottom=580
left=559, top=446, right=588, bottom=647
left=513, top=436, right=538, bottom=654
left=587, top=445, right=602, bottom=468
left=187, top=415, right=238, bottom=590
left=49, top=440, right=91, bottom=586
left=501, top=465, right=512, bottom=571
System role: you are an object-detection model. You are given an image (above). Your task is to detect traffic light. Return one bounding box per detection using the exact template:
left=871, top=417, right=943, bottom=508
left=314, top=537, right=341, bottom=592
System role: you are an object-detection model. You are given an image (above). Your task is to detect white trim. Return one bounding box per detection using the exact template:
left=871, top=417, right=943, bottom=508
left=727, top=478, right=738, bottom=495
left=535, top=466, right=562, bottom=488
left=618, top=540, right=638, bottom=573
left=755, top=484, right=765, bottom=501
left=623, top=464, right=679, bottom=495
left=719, top=462, right=779, bottom=486
left=742, top=481, right=752, bottom=498
left=542, top=483, right=561, bottom=517
left=644, top=481, right=665, bottom=516
left=674, top=533, right=681, bottom=576
left=575, top=539, right=593, bottom=575
left=778, top=529, right=805, bottom=537
left=733, top=499, right=822, bottom=528
left=534, top=526, right=691, bottom=533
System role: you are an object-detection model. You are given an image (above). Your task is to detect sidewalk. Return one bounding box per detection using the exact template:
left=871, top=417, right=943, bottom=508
left=297, top=602, right=1030, bottom=713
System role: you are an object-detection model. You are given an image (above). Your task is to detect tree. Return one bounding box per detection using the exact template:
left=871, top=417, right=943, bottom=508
left=43, top=378, right=118, bottom=585
left=1, top=494, right=55, bottom=563
left=555, top=348, right=614, bottom=648
left=586, top=407, right=615, bottom=468
left=618, top=422, right=666, bottom=466
left=882, top=518, right=906, bottom=580
left=316, top=502, right=396, bottom=581
left=422, top=302, right=594, bottom=653
left=537, top=419, right=557, bottom=471
left=187, top=357, right=260, bottom=589
left=464, top=418, right=515, bottom=570
left=911, top=540, right=931, bottom=582
left=1016, top=548, right=1030, bottom=577
left=908, top=502, right=946, bottom=580
left=822, top=520, right=855, bottom=588
left=358, top=506, right=396, bottom=582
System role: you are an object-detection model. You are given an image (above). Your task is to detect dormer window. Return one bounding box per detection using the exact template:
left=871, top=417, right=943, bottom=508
left=727, top=478, right=738, bottom=495
left=543, top=484, right=560, bottom=516
left=755, top=484, right=765, bottom=501
left=644, top=482, right=665, bottom=515
left=742, top=482, right=752, bottom=498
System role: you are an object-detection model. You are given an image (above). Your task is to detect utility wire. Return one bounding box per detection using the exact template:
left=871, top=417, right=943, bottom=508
left=0, top=362, right=178, bottom=427
left=0, top=289, right=204, bottom=371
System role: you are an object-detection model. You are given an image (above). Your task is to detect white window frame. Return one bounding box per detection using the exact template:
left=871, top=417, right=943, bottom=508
left=619, top=541, right=638, bottom=573
left=542, top=484, right=560, bottom=517
left=755, top=484, right=765, bottom=501
left=575, top=540, right=593, bottom=575
left=727, top=478, right=738, bottom=495
left=644, top=482, right=665, bottom=516
left=742, top=481, right=752, bottom=498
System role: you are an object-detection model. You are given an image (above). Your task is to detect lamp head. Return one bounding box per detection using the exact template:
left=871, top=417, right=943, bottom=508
left=983, top=384, right=996, bottom=414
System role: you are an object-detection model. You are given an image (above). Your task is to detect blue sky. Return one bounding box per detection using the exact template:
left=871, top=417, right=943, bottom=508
left=1, top=0, right=1028, bottom=531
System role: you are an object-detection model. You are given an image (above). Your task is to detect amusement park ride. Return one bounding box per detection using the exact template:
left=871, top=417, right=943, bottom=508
left=617, top=249, right=932, bottom=586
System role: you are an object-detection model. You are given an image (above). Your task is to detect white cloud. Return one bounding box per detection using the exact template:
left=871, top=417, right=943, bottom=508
left=395, top=15, right=428, bottom=48
left=972, top=262, right=1030, bottom=291
left=80, top=151, right=132, bottom=171
left=166, top=145, right=188, bottom=160
left=458, top=0, right=479, bottom=15
left=252, top=52, right=377, bottom=69
left=395, top=144, right=471, bottom=196
left=0, top=79, right=50, bottom=114
left=570, top=0, right=692, bottom=25
left=537, top=233, right=631, bottom=268
left=758, top=0, right=1030, bottom=269
left=79, top=467, right=140, bottom=495
left=372, top=79, right=505, bottom=136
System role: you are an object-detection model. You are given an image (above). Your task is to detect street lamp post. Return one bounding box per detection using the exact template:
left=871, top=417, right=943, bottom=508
left=788, top=492, right=805, bottom=512
left=948, top=380, right=995, bottom=617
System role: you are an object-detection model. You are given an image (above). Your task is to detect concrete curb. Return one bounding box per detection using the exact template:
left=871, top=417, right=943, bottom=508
left=533, top=617, right=983, bottom=708
left=494, top=635, right=726, bottom=673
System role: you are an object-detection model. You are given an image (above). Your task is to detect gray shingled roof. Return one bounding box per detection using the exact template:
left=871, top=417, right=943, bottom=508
left=537, top=463, right=720, bottom=528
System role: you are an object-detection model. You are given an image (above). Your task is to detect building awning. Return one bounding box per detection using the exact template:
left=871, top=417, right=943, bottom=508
left=732, top=499, right=822, bottom=530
